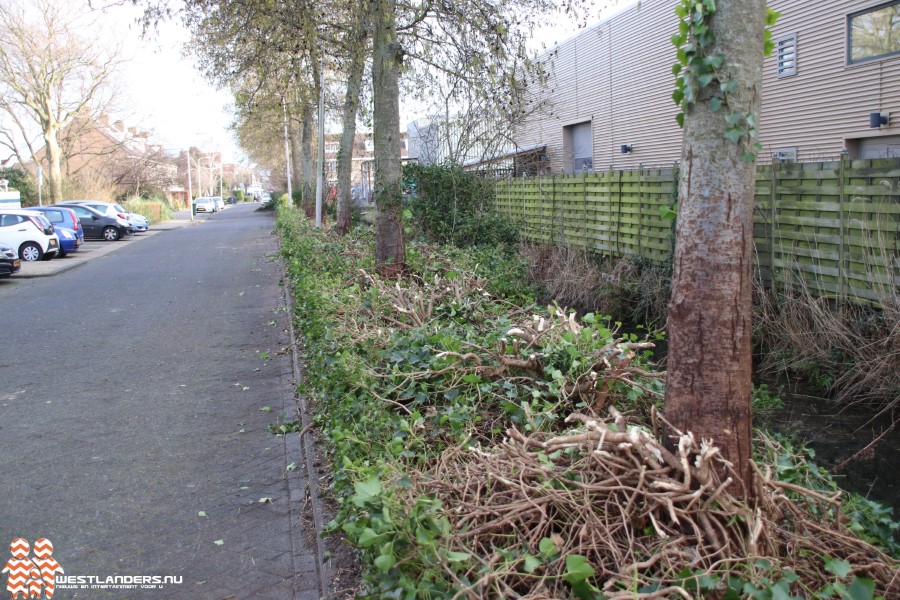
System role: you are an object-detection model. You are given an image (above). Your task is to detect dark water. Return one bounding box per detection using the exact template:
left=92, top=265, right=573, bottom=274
left=763, top=392, right=900, bottom=517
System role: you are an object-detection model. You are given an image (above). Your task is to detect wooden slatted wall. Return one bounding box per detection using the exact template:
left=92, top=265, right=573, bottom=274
left=495, top=158, right=899, bottom=302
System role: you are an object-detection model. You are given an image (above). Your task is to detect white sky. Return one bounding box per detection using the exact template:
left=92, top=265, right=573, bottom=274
left=87, top=0, right=637, bottom=165
left=95, top=2, right=241, bottom=162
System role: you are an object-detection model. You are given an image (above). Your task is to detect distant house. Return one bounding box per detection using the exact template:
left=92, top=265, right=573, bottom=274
left=33, top=115, right=178, bottom=196
left=514, top=0, right=900, bottom=173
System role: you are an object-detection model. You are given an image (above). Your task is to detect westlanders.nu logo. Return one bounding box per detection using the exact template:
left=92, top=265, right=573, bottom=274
left=2, top=539, right=181, bottom=597
left=2, top=538, right=64, bottom=599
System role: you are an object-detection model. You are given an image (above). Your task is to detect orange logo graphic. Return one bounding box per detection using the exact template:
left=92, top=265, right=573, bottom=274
left=2, top=539, right=63, bottom=599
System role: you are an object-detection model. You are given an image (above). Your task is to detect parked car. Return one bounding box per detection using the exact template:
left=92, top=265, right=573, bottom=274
left=213, top=196, right=225, bottom=211
left=0, top=243, right=21, bottom=277
left=59, top=200, right=135, bottom=228
left=53, top=204, right=132, bottom=241
left=0, top=209, right=60, bottom=261
left=52, top=226, right=82, bottom=257
left=194, top=197, right=217, bottom=213
left=261, top=192, right=272, bottom=203
left=25, top=206, right=84, bottom=255
left=128, top=213, right=150, bottom=232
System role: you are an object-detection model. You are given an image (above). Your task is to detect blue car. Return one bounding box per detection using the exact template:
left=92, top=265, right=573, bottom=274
left=25, top=206, right=85, bottom=256
left=52, top=225, right=82, bottom=256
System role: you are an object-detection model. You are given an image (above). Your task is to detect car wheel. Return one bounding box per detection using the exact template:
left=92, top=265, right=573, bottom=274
left=19, top=242, right=42, bottom=261
left=103, top=226, right=120, bottom=241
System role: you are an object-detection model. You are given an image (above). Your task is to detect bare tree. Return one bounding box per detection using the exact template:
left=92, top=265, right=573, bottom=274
left=0, top=0, right=121, bottom=202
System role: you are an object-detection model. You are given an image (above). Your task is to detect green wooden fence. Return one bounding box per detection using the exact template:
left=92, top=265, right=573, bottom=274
left=494, top=157, right=900, bottom=303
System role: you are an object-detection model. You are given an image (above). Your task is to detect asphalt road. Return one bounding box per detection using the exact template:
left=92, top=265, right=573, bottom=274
left=0, top=205, right=322, bottom=599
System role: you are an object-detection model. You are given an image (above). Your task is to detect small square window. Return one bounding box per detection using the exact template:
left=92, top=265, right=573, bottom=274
left=776, top=34, right=797, bottom=77
left=849, top=1, right=900, bottom=64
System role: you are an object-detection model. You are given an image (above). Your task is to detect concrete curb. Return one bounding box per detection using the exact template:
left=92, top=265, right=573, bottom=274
left=281, top=254, right=333, bottom=598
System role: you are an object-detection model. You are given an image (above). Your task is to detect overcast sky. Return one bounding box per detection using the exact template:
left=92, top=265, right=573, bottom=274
left=94, top=0, right=636, bottom=165
left=99, top=2, right=241, bottom=162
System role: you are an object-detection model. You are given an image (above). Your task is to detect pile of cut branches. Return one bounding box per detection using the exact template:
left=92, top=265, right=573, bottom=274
left=418, top=409, right=900, bottom=598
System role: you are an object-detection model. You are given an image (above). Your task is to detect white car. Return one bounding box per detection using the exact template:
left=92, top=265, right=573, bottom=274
left=0, top=209, right=60, bottom=261
left=193, top=197, right=217, bottom=213
left=213, top=196, right=225, bottom=211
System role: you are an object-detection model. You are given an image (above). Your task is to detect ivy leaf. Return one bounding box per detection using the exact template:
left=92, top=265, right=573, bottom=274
left=352, top=477, right=383, bottom=506
left=523, top=554, right=541, bottom=573
left=672, top=62, right=683, bottom=76
left=710, top=97, right=722, bottom=112
left=824, top=557, right=853, bottom=578
left=725, top=112, right=743, bottom=126
left=674, top=3, right=688, bottom=18
left=671, top=33, right=686, bottom=48
left=660, top=204, right=678, bottom=221
left=766, top=8, right=781, bottom=26
left=676, top=112, right=685, bottom=128
left=845, top=578, right=875, bottom=600
left=358, top=528, right=381, bottom=547
left=698, top=73, right=715, bottom=87
left=539, top=537, right=558, bottom=558
left=704, top=0, right=717, bottom=12
left=564, top=554, right=596, bottom=585
left=721, top=80, right=737, bottom=94
left=374, top=553, right=396, bottom=572
left=724, top=127, right=745, bottom=143
left=672, top=88, right=685, bottom=105
left=742, top=152, right=757, bottom=163
left=704, top=53, right=725, bottom=69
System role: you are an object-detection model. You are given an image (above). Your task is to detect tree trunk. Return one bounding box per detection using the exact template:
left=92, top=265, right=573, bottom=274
left=44, top=125, right=63, bottom=202
left=371, top=0, right=405, bottom=275
left=336, top=9, right=367, bottom=236
left=288, top=115, right=302, bottom=202
left=299, top=99, right=315, bottom=212
left=664, top=0, right=765, bottom=499
left=337, top=25, right=366, bottom=235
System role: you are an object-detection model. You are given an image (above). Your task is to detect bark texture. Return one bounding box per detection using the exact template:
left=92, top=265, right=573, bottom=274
left=299, top=99, right=315, bottom=212
left=336, top=4, right=368, bottom=236
left=371, top=0, right=406, bottom=274
left=665, top=0, right=766, bottom=498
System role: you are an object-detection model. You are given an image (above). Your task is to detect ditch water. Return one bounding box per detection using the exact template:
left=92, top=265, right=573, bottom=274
left=761, top=391, right=900, bottom=517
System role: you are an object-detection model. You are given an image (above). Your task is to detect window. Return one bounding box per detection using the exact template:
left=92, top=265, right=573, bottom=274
left=564, top=121, right=593, bottom=173
left=776, top=34, right=797, bottom=77
left=849, top=1, right=900, bottom=64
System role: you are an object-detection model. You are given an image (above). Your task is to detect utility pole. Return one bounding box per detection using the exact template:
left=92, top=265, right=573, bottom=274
left=283, top=97, right=293, bottom=200
left=315, top=65, right=325, bottom=227
left=187, top=151, right=194, bottom=222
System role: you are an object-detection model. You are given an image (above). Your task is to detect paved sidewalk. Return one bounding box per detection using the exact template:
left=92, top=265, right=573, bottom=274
left=15, top=212, right=200, bottom=278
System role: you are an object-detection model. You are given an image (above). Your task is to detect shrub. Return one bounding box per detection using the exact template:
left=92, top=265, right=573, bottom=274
left=403, top=163, right=518, bottom=248
left=0, top=168, right=37, bottom=205
left=122, top=195, right=173, bottom=223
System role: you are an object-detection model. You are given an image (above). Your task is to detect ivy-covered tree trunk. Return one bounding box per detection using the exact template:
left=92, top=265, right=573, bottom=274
left=336, top=2, right=368, bottom=236
left=371, top=0, right=405, bottom=274
left=665, top=0, right=766, bottom=498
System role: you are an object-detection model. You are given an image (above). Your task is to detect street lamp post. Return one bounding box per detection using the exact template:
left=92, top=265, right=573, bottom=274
left=186, top=151, right=194, bottom=222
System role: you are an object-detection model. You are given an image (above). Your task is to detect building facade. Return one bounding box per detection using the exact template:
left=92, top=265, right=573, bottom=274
left=514, top=0, right=900, bottom=173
